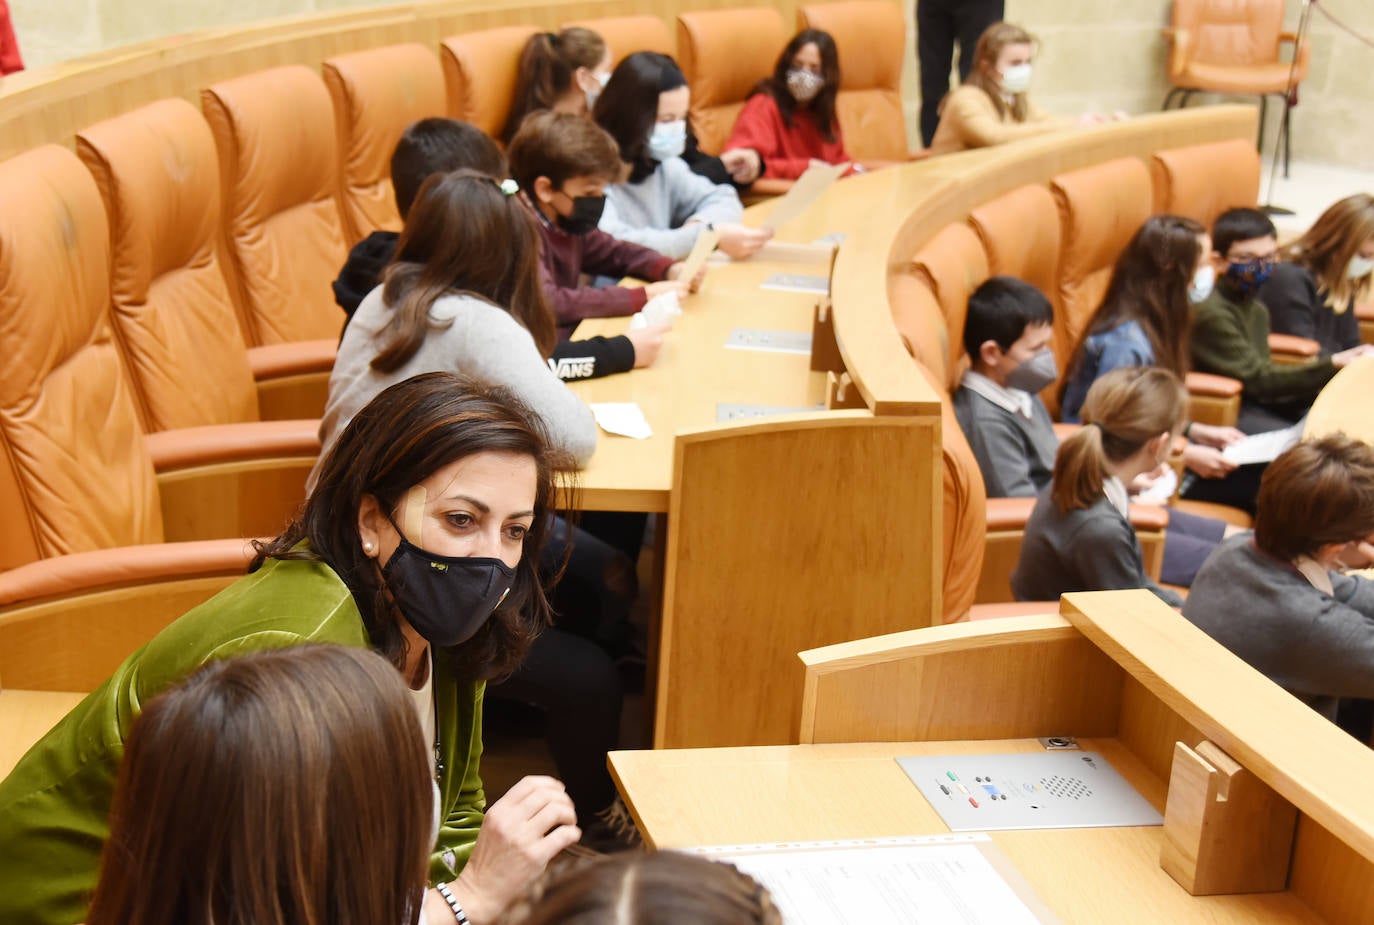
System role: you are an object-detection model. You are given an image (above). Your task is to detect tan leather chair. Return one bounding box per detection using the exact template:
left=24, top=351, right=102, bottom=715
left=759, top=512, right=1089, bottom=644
left=322, top=43, right=447, bottom=245
left=676, top=8, right=788, bottom=157
left=76, top=98, right=333, bottom=428
left=1150, top=138, right=1260, bottom=230
left=909, top=221, right=989, bottom=390
left=564, top=15, right=674, bottom=65
left=1162, top=0, right=1309, bottom=173
left=202, top=65, right=349, bottom=346
left=4, top=142, right=314, bottom=548
left=440, top=25, right=539, bottom=141
left=968, top=184, right=1062, bottom=320
left=796, top=1, right=909, bottom=162
left=1051, top=158, right=1154, bottom=379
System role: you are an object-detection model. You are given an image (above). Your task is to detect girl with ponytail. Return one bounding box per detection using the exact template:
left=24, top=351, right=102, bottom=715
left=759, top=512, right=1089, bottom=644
left=1011, top=366, right=1187, bottom=606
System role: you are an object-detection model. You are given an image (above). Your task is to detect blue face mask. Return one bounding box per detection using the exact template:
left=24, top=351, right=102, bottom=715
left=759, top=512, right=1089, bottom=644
left=646, top=120, right=687, bottom=162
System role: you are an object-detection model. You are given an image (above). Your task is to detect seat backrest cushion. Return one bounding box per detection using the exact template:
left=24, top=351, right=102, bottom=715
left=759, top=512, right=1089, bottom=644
left=677, top=8, right=788, bottom=155
left=440, top=25, right=540, bottom=141
left=968, top=183, right=1061, bottom=307
left=1051, top=157, right=1153, bottom=374
left=76, top=98, right=260, bottom=433
left=889, top=272, right=952, bottom=389
left=1151, top=138, right=1261, bottom=230
left=323, top=43, right=447, bottom=245
left=1174, top=0, right=1283, bottom=68
left=911, top=222, right=990, bottom=387
left=0, top=146, right=164, bottom=568
left=202, top=66, right=349, bottom=347
left=564, top=15, right=675, bottom=66
left=797, top=1, right=907, bottom=161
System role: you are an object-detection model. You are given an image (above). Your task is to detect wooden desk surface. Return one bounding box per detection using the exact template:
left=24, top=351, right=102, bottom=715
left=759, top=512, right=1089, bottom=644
left=567, top=257, right=829, bottom=512
left=1304, top=355, right=1374, bottom=445
left=0, top=689, right=84, bottom=779
left=609, top=739, right=1322, bottom=924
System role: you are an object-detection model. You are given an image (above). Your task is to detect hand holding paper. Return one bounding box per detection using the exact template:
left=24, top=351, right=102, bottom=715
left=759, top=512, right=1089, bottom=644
left=629, top=290, right=682, bottom=330
left=674, top=228, right=718, bottom=289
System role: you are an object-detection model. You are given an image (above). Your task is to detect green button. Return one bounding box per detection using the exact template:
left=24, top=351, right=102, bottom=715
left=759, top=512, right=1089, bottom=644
left=946, top=771, right=958, bottom=781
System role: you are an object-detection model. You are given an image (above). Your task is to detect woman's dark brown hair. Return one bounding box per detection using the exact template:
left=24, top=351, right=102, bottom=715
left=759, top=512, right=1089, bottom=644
left=252, top=372, right=570, bottom=679
left=1052, top=366, right=1186, bottom=513
left=375, top=168, right=555, bottom=370
left=1059, top=214, right=1206, bottom=407
left=511, top=851, right=782, bottom=924
left=1255, top=434, right=1374, bottom=562
left=86, top=645, right=432, bottom=925
left=963, top=21, right=1036, bottom=121
left=756, top=29, right=841, bottom=144
left=593, top=51, right=688, bottom=183
left=502, top=28, right=607, bottom=144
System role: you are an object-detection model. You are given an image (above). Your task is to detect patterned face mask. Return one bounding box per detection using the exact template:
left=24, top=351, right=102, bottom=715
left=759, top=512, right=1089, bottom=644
left=1223, top=255, right=1277, bottom=297
left=786, top=68, right=825, bottom=103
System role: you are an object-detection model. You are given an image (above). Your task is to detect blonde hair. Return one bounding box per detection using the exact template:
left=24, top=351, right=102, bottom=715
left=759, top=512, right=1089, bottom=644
left=963, top=22, right=1036, bottom=122
left=1052, top=367, right=1186, bottom=513
left=1281, top=193, right=1374, bottom=314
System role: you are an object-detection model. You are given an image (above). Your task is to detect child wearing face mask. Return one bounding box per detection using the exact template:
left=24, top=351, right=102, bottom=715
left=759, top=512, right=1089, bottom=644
left=956, top=277, right=1230, bottom=588
left=1259, top=193, right=1374, bottom=357
left=927, top=21, right=1112, bottom=157
left=593, top=51, right=772, bottom=261
left=722, top=29, right=857, bottom=181
left=502, top=28, right=613, bottom=146
left=507, top=111, right=696, bottom=342
left=1012, top=366, right=1189, bottom=605
left=1184, top=434, right=1374, bottom=728
left=1192, top=208, right=1372, bottom=433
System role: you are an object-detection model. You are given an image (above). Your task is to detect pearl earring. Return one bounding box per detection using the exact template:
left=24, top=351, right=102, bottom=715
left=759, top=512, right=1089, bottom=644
left=363, top=541, right=375, bottom=554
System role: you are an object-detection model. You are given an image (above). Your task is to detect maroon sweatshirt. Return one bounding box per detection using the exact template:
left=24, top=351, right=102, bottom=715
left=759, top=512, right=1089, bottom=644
left=527, top=199, right=675, bottom=336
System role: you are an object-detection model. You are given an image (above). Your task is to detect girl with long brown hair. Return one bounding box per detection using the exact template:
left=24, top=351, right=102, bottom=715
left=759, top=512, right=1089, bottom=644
left=87, top=645, right=434, bottom=925
left=1260, top=193, right=1374, bottom=356
left=502, top=28, right=613, bottom=145
left=1012, top=366, right=1187, bottom=606
left=0, top=374, right=582, bottom=925
left=927, top=21, right=1112, bottom=156
left=723, top=29, right=855, bottom=181
left=317, top=168, right=597, bottom=477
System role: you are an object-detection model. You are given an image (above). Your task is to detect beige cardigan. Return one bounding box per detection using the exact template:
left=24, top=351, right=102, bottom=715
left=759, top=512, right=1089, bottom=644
left=927, top=85, right=1071, bottom=156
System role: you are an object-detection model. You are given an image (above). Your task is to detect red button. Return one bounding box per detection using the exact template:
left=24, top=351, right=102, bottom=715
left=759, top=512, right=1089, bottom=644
left=968, top=798, right=979, bottom=808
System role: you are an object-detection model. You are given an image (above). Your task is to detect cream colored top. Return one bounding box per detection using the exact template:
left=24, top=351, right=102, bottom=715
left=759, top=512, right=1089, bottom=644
left=928, top=85, right=1070, bottom=156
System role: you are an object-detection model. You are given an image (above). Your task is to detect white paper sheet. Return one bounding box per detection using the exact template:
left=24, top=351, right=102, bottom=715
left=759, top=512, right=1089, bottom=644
left=678, top=227, right=719, bottom=283
left=1131, top=466, right=1178, bottom=505
left=1222, top=421, right=1304, bottom=466
left=689, top=836, right=1049, bottom=925
left=761, top=161, right=850, bottom=231
left=628, top=291, right=682, bottom=329
left=589, top=402, right=653, bottom=439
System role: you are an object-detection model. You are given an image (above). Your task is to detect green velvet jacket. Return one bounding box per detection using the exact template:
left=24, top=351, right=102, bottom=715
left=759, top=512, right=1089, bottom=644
left=0, top=554, right=486, bottom=925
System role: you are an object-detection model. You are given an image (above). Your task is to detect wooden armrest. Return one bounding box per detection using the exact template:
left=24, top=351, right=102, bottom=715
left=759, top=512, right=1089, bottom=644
left=748, top=177, right=794, bottom=198
left=986, top=496, right=1036, bottom=531
left=144, top=421, right=320, bottom=470
left=0, top=539, right=254, bottom=607
left=1185, top=371, right=1242, bottom=398
left=967, top=601, right=1061, bottom=621
left=1268, top=332, right=1320, bottom=358
left=246, top=340, right=337, bottom=379
left=1052, top=422, right=1080, bottom=441
left=1128, top=503, right=1170, bottom=532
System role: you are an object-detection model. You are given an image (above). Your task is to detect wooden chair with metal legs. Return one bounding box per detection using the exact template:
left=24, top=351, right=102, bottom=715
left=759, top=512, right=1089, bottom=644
left=1160, top=0, right=1309, bottom=176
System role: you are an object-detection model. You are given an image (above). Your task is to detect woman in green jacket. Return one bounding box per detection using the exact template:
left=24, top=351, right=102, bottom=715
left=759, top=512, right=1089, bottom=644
left=0, top=372, right=581, bottom=925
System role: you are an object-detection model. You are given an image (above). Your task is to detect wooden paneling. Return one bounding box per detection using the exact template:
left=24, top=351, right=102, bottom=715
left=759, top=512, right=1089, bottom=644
left=655, top=411, right=941, bottom=748
left=1291, top=814, right=1374, bottom=925
left=797, top=615, right=1124, bottom=744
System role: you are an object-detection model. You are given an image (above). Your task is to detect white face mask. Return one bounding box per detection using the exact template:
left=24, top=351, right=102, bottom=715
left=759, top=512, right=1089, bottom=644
left=1188, top=264, right=1216, bottom=304
left=584, top=70, right=611, bottom=111
left=646, top=119, right=687, bottom=162
left=1347, top=254, right=1374, bottom=280
left=999, top=62, right=1033, bottom=94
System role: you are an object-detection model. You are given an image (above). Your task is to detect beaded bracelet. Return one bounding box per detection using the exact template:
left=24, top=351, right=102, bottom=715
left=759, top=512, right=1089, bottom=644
left=435, top=882, right=471, bottom=925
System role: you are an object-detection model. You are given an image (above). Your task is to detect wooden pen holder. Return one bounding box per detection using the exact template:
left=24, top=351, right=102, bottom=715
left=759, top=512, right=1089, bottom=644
left=1160, top=739, right=1297, bottom=895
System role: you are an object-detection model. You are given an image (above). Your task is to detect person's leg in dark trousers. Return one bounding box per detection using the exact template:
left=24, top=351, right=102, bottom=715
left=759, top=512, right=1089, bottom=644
left=540, top=515, right=637, bottom=656
left=916, top=0, right=957, bottom=147
left=486, top=627, right=623, bottom=825
left=952, top=0, right=1004, bottom=81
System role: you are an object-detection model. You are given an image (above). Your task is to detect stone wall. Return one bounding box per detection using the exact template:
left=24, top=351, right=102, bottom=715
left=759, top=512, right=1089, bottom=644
left=8, top=0, right=1373, bottom=168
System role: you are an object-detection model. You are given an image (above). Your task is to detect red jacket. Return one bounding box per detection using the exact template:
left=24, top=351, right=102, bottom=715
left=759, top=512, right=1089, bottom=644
left=0, top=0, right=23, bottom=75
left=725, top=92, right=850, bottom=180
left=526, top=198, right=674, bottom=337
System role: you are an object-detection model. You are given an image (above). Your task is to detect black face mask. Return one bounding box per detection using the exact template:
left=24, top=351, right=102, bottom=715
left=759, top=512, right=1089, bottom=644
left=380, top=514, right=515, bottom=649
left=555, top=193, right=606, bottom=236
